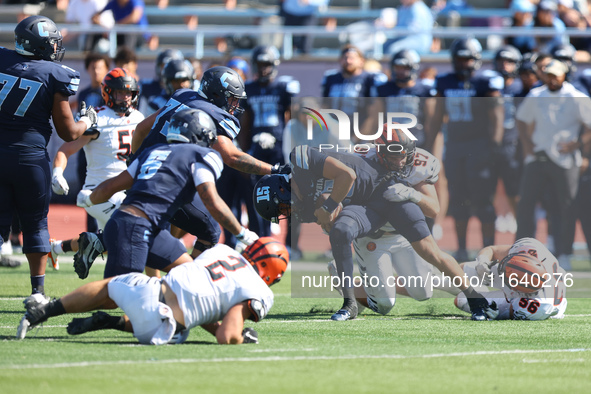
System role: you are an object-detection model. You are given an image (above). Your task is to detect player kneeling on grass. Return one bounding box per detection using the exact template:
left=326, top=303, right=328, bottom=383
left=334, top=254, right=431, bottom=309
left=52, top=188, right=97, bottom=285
left=455, top=237, right=568, bottom=320
left=17, top=238, right=288, bottom=345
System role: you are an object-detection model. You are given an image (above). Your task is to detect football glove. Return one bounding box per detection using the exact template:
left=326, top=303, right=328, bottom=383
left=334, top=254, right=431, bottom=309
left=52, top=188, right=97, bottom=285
left=383, top=183, right=422, bottom=203
left=242, top=327, right=259, bottom=344
left=474, top=255, right=498, bottom=285
left=79, top=101, right=98, bottom=130
left=271, top=163, right=291, bottom=175
left=76, top=189, right=94, bottom=208
left=235, top=227, right=259, bottom=253
left=253, top=132, right=276, bottom=149
left=485, top=301, right=499, bottom=320
left=51, top=167, right=69, bottom=195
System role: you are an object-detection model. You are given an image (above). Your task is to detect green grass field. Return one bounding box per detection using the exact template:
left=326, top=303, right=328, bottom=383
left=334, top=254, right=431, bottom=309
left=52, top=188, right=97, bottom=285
left=1, top=255, right=590, bottom=394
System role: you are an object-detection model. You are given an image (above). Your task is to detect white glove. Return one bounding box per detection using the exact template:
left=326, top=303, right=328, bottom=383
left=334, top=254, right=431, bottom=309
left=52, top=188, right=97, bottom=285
left=383, top=183, right=422, bottom=203
left=51, top=167, right=69, bottom=195
left=253, top=132, right=276, bottom=149
left=78, top=101, right=98, bottom=130
left=76, top=189, right=94, bottom=208
left=235, top=227, right=259, bottom=253
left=485, top=301, right=499, bottom=320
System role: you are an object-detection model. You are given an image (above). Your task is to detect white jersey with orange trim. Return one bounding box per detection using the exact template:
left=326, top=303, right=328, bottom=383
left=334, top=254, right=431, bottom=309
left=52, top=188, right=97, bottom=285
left=82, top=106, right=144, bottom=188
left=459, top=237, right=568, bottom=320
left=163, top=244, right=274, bottom=329
left=361, top=147, right=440, bottom=186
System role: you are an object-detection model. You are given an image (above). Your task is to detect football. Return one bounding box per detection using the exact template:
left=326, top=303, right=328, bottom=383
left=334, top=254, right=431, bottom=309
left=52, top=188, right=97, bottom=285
left=502, top=253, right=548, bottom=294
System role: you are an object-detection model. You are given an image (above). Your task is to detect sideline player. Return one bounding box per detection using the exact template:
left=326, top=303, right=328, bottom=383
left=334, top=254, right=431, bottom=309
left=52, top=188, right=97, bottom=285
left=49, top=68, right=143, bottom=270
left=17, top=238, right=288, bottom=345
left=455, top=237, right=567, bottom=320
left=0, top=16, right=97, bottom=295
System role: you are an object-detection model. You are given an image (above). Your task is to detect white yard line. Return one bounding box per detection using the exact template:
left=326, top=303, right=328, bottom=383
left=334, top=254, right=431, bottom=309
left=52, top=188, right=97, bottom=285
left=3, top=348, right=589, bottom=370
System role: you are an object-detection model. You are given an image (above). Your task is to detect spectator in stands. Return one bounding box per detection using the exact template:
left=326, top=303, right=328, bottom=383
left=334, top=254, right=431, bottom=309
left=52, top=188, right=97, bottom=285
left=65, top=0, right=114, bottom=51
left=533, top=0, right=568, bottom=53
left=384, top=0, right=433, bottom=55
left=74, top=52, right=111, bottom=113
left=560, top=7, right=591, bottom=53
left=506, top=0, right=536, bottom=54
left=114, top=46, right=138, bottom=79
left=92, top=0, right=158, bottom=51
left=515, top=59, right=591, bottom=270
left=280, top=0, right=330, bottom=55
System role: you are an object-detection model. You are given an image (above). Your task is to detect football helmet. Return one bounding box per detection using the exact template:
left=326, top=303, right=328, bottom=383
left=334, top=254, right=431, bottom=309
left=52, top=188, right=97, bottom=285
left=15, top=15, right=65, bottom=62
left=253, top=174, right=291, bottom=223
left=242, top=237, right=289, bottom=286
left=101, top=68, right=139, bottom=116
left=390, top=49, right=420, bottom=83
left=155, top=48, right=184, bottom=79
left=198, top=66, right=247, bottom=115
left=251, top=45, right=281, bottom=83
left=450, top=38, right=482, bottom=80
left=551, top=43, right=577, bottom=77
left=161, top=59, right=195, bottom=96
left=498, top=253, right=548, bottom=295
left=166, top=108, right=217, bottom=147
left=519, top=52, right=536, bottom=74
left=375, top=123, right=416, bottom=178
left=226, top=57, right=250, bottom=79
left=494, top=45, right=522, bottom=78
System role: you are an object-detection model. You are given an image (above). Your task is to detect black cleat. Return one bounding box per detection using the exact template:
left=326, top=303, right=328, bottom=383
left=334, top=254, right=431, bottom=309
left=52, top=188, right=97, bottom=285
left=331, top=298, right=358, bottom=321
left=73, top=232, right=104, bottom=279
left=16, top=294, right=51, bottom=339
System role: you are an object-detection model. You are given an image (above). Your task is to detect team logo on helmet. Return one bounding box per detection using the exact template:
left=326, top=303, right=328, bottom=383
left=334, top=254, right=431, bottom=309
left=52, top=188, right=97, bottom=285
left=242, top=237, right=289, bottom=286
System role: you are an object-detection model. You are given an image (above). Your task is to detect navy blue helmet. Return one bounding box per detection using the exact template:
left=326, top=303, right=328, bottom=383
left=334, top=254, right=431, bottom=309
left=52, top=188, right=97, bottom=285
left=450, top=38, right=482, bottom=79
left=494, top=45, right=522, bottom=78
left=15, top=15, right=65, bottom=62
left=166, top=108, right=217, bottom=147
left=254, top=174, right=291, bottom=223
left=251, top=45, right=281, bottom=83
left=198, top=66, right=247, bottom=115
left=161, top=59, right=195, bottom=96
left=390, top=49, right=421, bottom=83
left=155, top=48, right=184, bottom=79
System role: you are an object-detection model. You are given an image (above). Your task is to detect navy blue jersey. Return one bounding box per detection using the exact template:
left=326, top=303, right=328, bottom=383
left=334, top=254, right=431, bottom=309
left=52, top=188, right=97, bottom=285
left=371, top=79, right=434, bottom=147
left=125, top=143, right=223, bottom=229
left=77, top=85, right=104, bottom=112
left=138, top=78, right=162, bottom=115
left=134, top=89, right=241, bottom=157
left=435, top=71, right=504, bottom=142
left=147, top=90, right=170, bottom=114
left=499, top=76, right=523, bottom=144
left=290, top=145, right=384, bottom=222
left=0, top=47, right=80, bottom=151
left=243, top=76, right=299, bottom=141
left=322, top=70, right=385, bottom=116
left=573, top=69, right=591, bottom=96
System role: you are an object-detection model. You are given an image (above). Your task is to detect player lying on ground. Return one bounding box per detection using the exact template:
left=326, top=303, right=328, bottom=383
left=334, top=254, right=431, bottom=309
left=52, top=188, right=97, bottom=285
left=17, top=238, right=288, bottom=344
left=455, top=237, right=568, bottom=320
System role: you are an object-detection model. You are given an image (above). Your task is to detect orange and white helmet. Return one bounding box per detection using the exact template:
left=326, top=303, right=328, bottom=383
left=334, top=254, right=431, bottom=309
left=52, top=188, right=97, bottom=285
left=242, top=237, right=289, bottom=286
left=498, top=253, right=548, bottom=295
left=101, top=67, right=139, bottom=115
left=375, top=122, right=416, bottom=177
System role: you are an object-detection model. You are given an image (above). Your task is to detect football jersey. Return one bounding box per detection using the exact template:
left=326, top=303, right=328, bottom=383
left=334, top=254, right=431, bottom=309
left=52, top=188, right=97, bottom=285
left=163, top=244, right=274, bottom=329
left=146, top=90, right=169, bottom=116
left=134, top=89, right=241, bottom=157
left=290, top=145, right=384, bottom=222
left=370, top=80, right=433, bottom=147
left=322, top=69, right=386, bottom=116
left=83, top=106, right=144, bottom=188
left=125, top=143, right=223, bottom=229
left=0, top=47, right=80, bottom=150
left=138, top=78, right=162, bottom=115
left=496, top=238, right=567, bottom=320
left=434, top=71, right=504, bottom=142
left=499, top=76, right=523, bottom=144
left=243, top=76, right=300, bottom=141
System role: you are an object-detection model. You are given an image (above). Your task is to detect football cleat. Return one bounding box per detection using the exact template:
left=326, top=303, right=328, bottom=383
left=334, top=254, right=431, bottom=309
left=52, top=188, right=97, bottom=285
left=467, top=296, right=496, bottom=321
left=16, top=293, right=51, bottom=339
left=0, top=254, right=21, bottom=268
left=73, top=232, right=105, bottom=279
left=47, top=239, right=59, bottom=270
left=327, top=260, right=343, bottom=296
left=67, top=311, right=115, bottom=335
left=331, top=298, right=358, bottom=321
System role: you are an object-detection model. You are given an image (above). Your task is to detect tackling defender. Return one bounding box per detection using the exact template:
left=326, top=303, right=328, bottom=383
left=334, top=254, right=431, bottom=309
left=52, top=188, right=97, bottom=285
left=17, top=238, right=288, bottom=345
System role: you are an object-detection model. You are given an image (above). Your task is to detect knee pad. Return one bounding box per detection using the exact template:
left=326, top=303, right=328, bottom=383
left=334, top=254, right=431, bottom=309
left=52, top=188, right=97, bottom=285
left=367, top=296, right=395, bottom=316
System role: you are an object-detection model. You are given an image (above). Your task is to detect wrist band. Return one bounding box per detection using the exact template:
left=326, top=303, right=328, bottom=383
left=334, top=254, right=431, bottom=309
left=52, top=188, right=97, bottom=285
left=321, top=196, right=339, bottom=213
left=80, top=116, right=92, bottom=129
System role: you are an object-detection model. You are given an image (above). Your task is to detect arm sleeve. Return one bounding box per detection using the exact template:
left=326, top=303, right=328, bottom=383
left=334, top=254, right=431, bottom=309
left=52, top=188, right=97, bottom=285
left=191, top=162, right=216, bottom=187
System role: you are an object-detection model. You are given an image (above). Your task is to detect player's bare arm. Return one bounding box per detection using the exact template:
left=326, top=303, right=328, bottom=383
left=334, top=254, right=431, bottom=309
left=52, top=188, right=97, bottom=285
left=413, top=182, right=440, bottom=218
left=53, top=135, right=94, bottom=170
left=196, top=181, right=243, bottom=236
left=213, top=135, right=273, bottom=175
left=314, top=156, right=356, bottom=227
left=131, top=109, right=160, bottom=153
left=87, top=171, right=134, bottom=205
left=51, top=92, right=88, bottom=141
left=216, top=301, right=251, bottom=345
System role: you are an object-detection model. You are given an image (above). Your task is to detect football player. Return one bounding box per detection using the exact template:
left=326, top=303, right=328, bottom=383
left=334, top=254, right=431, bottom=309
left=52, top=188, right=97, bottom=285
left=455, top=237, right=567, bottom=320
left=426, top=37, right=504, bottom=261
left=145, top=58, right=195, bottom=116
left=137, top=48, right=184, bottom=116
left=0, top=16, right=97, bottom=295
left=49, top=67, right=144, bottom=271
left=17, top=237, right=288, bottom=345
left=238, top=45, right=300, bottom=239
left=74, top=108, right=258, bottom=280
left=491, top=45, right=524, bottom=232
